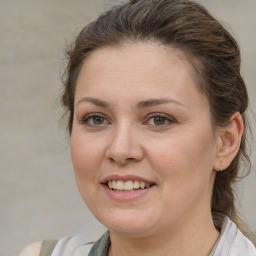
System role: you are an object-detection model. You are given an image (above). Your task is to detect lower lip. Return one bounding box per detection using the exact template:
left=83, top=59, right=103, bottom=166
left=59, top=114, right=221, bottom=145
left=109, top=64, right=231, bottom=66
left=102, top=184, right=155, bottom=201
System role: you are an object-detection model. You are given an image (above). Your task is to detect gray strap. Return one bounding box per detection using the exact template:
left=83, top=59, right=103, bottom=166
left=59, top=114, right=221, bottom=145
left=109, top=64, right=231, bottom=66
left=39, top=240, right=58, bottom=256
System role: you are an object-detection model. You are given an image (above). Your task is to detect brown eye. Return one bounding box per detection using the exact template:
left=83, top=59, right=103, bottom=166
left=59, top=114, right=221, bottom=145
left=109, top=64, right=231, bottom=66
left=146, top=113, right=174, bottom=127
left=93, top=116, right=105, bottom=125
left=153, top=116, right=166, bottom=125
left=81, top=114, right=108, bottom=127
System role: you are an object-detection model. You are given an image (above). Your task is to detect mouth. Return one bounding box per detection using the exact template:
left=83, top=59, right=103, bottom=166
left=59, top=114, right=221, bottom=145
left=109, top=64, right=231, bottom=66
left=105, top=180, right=155, bottom=192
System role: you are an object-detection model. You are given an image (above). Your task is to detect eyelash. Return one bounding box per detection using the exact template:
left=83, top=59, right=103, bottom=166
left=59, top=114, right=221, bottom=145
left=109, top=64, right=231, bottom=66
left=144, top=113, right=175, bottom=127
left=79, top=113, right=109, bottom=127
left=79, top=113, right=175, bottom=128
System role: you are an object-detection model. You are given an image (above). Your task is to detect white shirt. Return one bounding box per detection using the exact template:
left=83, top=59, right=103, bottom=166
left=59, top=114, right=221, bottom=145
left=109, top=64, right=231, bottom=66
left=52, top=216, right=256, bottom=256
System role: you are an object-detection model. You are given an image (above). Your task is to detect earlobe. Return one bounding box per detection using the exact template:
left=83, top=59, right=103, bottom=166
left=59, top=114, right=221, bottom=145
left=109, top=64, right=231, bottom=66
left=214, top=112, right=244, bottom=171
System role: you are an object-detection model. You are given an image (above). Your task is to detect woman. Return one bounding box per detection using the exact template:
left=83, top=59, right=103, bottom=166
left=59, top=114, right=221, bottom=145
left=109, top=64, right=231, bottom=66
left=20, top=0, right=256, bottom=255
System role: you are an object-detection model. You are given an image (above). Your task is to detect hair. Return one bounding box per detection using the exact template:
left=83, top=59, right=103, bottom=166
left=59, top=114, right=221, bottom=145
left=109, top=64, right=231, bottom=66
left=62, top=0, right=254, bottom=242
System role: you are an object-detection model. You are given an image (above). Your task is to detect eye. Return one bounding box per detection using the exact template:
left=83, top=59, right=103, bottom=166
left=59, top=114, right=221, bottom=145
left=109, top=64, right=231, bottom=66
left=146, top=113, right=174, bottom=126
left=80, top=113, right=109, bottom=127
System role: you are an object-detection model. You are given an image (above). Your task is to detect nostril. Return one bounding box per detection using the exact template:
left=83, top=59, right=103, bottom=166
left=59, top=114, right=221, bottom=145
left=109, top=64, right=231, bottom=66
left=105, top=135, right=144, bottom=164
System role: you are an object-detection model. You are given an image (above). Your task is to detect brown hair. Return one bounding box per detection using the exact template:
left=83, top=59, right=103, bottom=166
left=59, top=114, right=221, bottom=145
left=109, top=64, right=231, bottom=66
left=62, top=0, right=254, bottom=241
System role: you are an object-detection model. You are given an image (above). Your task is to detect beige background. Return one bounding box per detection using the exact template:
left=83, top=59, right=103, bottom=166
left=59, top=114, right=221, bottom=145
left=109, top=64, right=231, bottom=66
left=0, top=1, right=255, bottom=255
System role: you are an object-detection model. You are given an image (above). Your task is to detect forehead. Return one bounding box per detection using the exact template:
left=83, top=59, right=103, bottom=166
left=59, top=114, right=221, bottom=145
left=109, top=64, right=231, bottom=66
left=75, top=42, right=207, bottom=107
left=82, top=41, right=195, bottom=72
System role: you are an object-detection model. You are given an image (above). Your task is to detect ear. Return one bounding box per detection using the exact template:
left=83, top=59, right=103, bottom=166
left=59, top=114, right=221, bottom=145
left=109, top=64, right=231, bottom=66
left=214, top=112, right=244, bottom=171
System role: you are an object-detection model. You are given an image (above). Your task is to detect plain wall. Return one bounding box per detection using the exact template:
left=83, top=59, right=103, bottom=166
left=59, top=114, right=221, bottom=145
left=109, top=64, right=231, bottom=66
left=0, top=1, right=255, bottom=255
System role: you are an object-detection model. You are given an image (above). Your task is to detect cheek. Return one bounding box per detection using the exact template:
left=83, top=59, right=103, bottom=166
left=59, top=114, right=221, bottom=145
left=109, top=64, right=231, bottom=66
left=149, top=128, right=216, bottom=190
left=70, top=133, right=103, bottom=182
left=152, top=138, right=215, bottom=217
left=70, top=133, right=105, bottom=208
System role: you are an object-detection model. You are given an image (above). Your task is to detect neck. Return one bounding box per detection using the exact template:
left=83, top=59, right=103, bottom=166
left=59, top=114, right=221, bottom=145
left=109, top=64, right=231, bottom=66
left=108, top=213, right=219, bottom=256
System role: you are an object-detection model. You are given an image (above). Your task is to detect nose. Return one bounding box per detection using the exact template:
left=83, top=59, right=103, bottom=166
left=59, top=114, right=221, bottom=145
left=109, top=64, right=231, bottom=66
left=105, top=123, right=144, bottom=165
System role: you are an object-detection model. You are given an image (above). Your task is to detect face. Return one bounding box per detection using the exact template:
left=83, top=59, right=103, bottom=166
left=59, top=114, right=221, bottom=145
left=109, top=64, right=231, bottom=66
left=71, top=42, right=219, bottom=238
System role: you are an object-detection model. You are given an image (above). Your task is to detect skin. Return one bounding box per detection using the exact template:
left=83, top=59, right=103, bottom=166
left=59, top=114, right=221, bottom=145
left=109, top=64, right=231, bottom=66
left=20, top=42, right=244, bottom=256
left=18, top=242, right=41, bottom=256
left=71, top=42, right=223, bottom=256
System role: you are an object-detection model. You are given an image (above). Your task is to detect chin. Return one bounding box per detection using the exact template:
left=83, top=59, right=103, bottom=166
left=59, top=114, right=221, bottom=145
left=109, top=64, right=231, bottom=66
left=93, top=208, right=158, bottom=237
left=108, top=223, right=155, bottom=238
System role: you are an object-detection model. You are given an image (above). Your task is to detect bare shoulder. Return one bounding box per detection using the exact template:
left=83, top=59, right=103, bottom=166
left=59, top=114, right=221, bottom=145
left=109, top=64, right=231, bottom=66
left=18, top=242, right=42, bottom=256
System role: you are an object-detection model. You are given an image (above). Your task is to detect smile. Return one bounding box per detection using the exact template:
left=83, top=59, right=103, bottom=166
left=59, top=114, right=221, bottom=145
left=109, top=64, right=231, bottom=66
left=106, top=180, right=154, bottom=191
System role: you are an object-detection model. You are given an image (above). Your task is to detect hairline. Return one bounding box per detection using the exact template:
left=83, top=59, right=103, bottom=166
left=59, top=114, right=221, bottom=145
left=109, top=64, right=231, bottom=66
left=69, top=37, right=218, bottom=133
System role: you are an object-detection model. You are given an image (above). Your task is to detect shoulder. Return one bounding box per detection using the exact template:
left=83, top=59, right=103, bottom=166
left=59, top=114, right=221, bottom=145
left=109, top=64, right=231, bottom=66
left=50, top=232, right=108, bottom=255
left=18, top=242, right=42, bottom=256
left=217, top=217, right=256, bottom=255
left=233, top=228, right=256, bottom=254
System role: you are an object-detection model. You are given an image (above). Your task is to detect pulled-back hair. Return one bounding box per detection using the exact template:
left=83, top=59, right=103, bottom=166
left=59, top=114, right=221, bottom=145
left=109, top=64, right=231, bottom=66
left=62, top=0, right=254, bottom=241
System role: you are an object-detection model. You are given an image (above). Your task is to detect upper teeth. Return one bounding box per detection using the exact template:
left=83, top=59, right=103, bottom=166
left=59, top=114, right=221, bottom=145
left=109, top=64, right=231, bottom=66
left=107, top=180, right=151, bottom=191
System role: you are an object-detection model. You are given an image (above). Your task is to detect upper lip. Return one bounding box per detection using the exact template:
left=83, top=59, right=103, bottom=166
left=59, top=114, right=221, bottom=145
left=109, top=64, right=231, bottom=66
left=101, top=174, right=155, bottom=184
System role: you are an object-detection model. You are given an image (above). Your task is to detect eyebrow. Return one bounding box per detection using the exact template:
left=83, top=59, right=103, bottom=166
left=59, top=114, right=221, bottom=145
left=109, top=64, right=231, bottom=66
left=76, top=97, right=110, bottom=108
left=76, top=97, right=187, bottom=109
left=137, top=98, right=188, bottom=109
